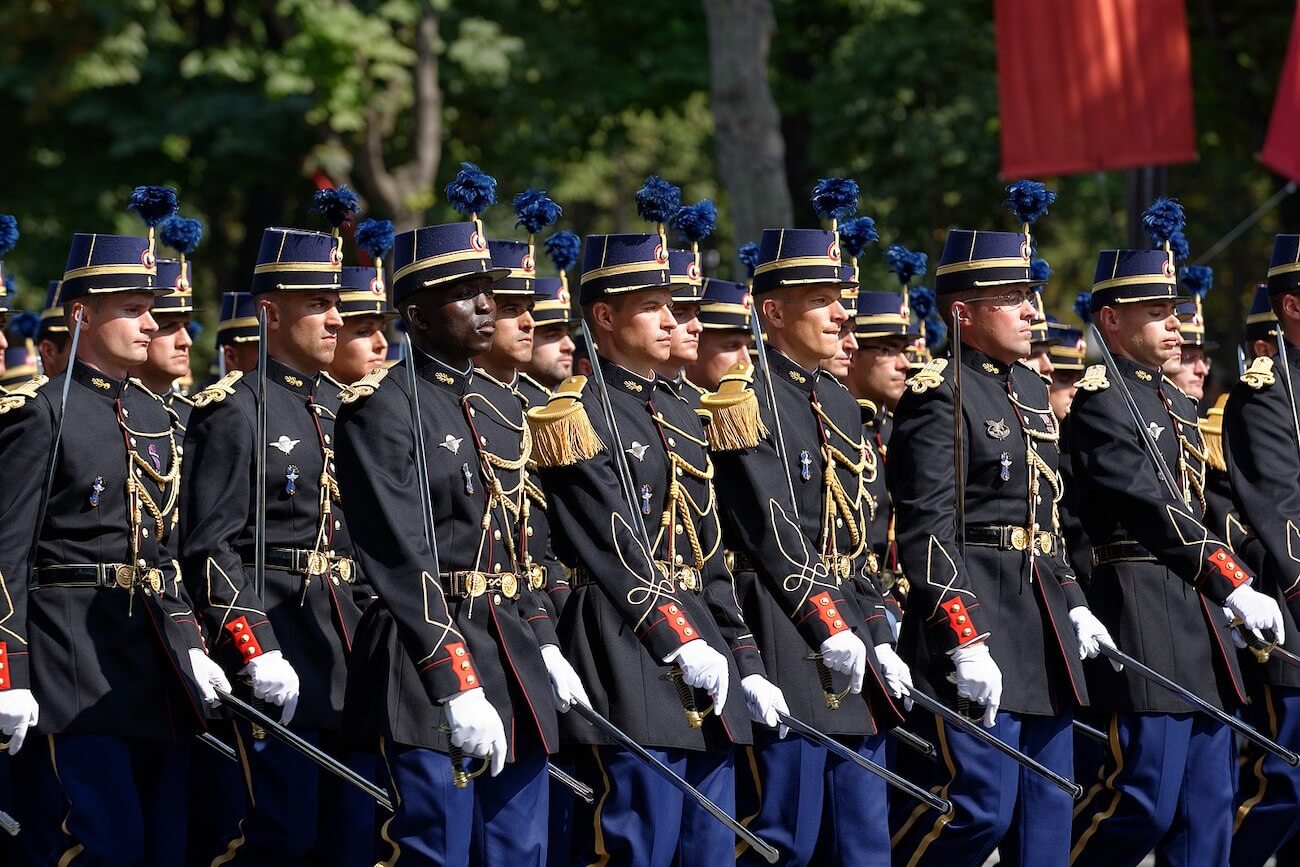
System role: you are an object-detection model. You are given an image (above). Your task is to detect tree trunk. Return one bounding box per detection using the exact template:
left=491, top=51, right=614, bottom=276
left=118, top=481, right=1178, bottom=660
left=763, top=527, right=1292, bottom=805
left=351, top=7, right=442, bottom=233
left=702, top=0, right=793, bottom=259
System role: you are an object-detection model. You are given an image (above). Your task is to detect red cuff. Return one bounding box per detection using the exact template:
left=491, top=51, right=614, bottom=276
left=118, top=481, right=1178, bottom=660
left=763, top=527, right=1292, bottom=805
left=1207, top=548, right=1249, bottom=589
left=943, top=598, right=979, bottom=646
left=224, top=615, right=265, bottom=661
left=446, top=642, right=479, bottom=691
left=657, top=603, right=698, bottom=643
left=0, top=642, right=9, bottom=691
left=811, top=592, right=848, bottom=635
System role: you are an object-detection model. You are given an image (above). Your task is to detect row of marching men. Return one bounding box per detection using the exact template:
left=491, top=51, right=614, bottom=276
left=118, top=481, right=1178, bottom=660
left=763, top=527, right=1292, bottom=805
left=0, top=166, right=1298, bottom=867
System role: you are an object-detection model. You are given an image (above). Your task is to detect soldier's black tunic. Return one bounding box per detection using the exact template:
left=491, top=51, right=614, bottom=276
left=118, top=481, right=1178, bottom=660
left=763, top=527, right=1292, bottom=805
left=889, top=349, right=1088, bottom=715
left=167, top=389, right=194, bottom=433
left=533, top=358, right=752, bottom=750
left=860, top=406, right=907, bottom=620
left=1225, top=352, right=1300, bottom=689
left=334, top=357, right=558, bottom=756
left=0, top=362, right=207, bottom=740
left=514, top=371, right=574, bottom=616
left=709, top=350, right=903, bottom=736
left=180, top=357, right=362, bottom=730
left=1069, top=356, right=1246, bottom=711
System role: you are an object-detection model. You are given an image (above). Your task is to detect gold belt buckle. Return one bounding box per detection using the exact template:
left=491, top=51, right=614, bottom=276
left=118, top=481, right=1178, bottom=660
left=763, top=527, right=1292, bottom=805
left=305, top=551, right=330, bottom=577
left=465, top=572, right=487, bottom=598
left=145, top=568, right=162, bottom=594
left=1009, top=527, right=1028, bottom=551
left=500, top=572, right=519, bottom=598
left=333, top=558, right=353, bottom=584
left=675, top=566, right=699, bottom=592
left=526, top=562, right=545, bottom=592
left=724, top=551, right=736, bottom=572
left=115, top=564, right=136, bottom=590
left=837, top=555, right=852, bottom=581
left=1034, top=532, right=1052, bottom=555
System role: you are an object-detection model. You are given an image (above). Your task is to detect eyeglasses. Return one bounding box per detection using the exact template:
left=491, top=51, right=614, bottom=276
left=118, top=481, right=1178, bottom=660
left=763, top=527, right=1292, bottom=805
left=858, top=343, right=906, bottom=358
left=1178, top=349, right=1212, bottom=370
left=964, top=289, right=1034, bottom=309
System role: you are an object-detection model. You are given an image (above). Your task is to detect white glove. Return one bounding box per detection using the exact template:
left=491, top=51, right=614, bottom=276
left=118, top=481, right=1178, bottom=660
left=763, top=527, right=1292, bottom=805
left=189, top=648, right=232, bottom=708
left=951, top=643, right=1002, bottom=727
left=240, top=650, right=300, bottom=726
left=1226, top=584, right=1286, bottom=646
left=0, top=689, right=39, bottom=755
left=1225, top=608, right=1248, bottom=649
left=741, top=674, right=790, bottom=737
left=820, top=631, right=867, bottom=695
left=445, top=687, right=508, bottom=777
left=540, top=645, right=590, bottom=712
left=665, top=639, right=729, bottom=715
left=1069, top=607, right=1123, bottom=671
left=874, top=643, right=914, bottom=709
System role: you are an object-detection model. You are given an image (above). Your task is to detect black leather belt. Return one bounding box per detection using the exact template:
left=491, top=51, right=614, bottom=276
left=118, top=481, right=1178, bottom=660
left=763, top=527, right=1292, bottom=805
left=729, top=550, right=854, bottom=583
left=965, top=524, right=1058, bottom=555
left=573, top=561, right=703, bottom=594
left=31, top=563, right=162, bottom=592
left=443, top=570, right=522, bottom=600
left=1092, top=541, right=1156, bottom=565
left=245, top=547, right=356, bottom=583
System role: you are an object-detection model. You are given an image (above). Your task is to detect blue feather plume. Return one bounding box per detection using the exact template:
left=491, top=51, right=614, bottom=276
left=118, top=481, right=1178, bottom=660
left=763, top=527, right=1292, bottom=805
left=3, top=276, right=14, bottom=297
left=0, top=215, right=17, bottom=256
left=128, top=185, right=179, bottom=227
left=909, top=286, right=936, bottom=320
left=1167, top=229, right=1190, bottom=264
left=1029, top=257, right=1051, bottom=284
left=887, top=244, right=927, bottom=286
left=9, top=310, right=38, bottom=340
left=636, top=176, right=681, bottom=225
left=544, top=231, right=581, bottom=272
left=925, top=311, right=947, bottom=351
left=446, top=163, right=498, bottom=217
left=159, top=215, right=203, bottom=255
left=1003, top=180, right=1056, bottom=225
left=738, top=242, right=760, bottom=278
left=1180, top=264, right=1213, bottom=299
left=671, top=200, right=718, bottom=245
left=355, top=219, right=395, bottom=258
left=310, top=184, right=361, bottom=229
left=838, top=217, right=879, bottom=260
left=810, top=177, right=859, bottom=222
left=1141, top=198, right=1186, bottom=247
left=512, top=189, right=562, bottom=235
left=1074, top=291, right=1093, bottom=325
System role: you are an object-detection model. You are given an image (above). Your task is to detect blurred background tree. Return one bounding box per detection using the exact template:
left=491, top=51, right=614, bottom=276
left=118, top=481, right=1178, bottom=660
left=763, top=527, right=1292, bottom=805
left=0, top=0, right=1292, bottom=387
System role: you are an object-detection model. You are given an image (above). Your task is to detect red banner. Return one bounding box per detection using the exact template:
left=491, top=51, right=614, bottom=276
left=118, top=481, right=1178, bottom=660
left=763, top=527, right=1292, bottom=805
left=1260, top=1, right=1300, bottom=181
left=995, top=0, right=1197, bottom=178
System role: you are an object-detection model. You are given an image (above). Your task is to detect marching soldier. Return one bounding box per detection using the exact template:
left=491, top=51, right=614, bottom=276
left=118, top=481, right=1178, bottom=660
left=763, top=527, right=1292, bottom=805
left=1067, top=200, right=1283, bottom=866
left=327, top=220, right=397, bottom=386
left=1024, top=259, right=1056, bottom=380
left=888, top=183, right=1104, bottom=867
left=1167, top=265, right=1215, bottom=403
left=521, top=230, right=579, bottom=396
left=36, top=279, right=70, bottom=379
left=1244, top=282, right=1280, bottom=363
left=0, top=197, right=230, bottom=865
left=705, top=180, right=909, bottom=866
left=653, top=201, right=715, bottom=411
left=180, top=188, right=373, bottom=865
left=684, top=276, right=753, bottom=392
left=334, top=165, right=576, bottom=865
left=131, top=214, right=201, bottom=430
left=528, top=177, right=762, bottom=866
left=1222, top=234, right=1300, bottom=866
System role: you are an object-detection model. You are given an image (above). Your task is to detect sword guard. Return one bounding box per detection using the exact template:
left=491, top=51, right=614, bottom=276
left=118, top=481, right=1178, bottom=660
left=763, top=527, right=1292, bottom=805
left=807, top=654, right=851, bottom=709
left=666, top=667, right=711, bottom=728
left=448, top=745, right=490, bottom=789
left=955, top=696, right=986, bottom=725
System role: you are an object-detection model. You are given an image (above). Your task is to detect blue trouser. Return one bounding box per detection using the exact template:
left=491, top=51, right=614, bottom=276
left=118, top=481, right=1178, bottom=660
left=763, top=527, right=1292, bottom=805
left=214, top=722, right=377, bottom=866
left=1070, top=711, right=1233, bottom=867
left=545, top=749, right=577, bottom=867
left=186, top=723, right=249, bottom=867
left=570, top=744, right=734, bottom=867
left=1231, top=685, right=1300, bottom=866
left=46, top=733, right=190, bottom=867
left=889, top=710, right=1074, bottom=867
left=377, top=735, right=550, bottom=866
left=812, top=733, right=891, bottom=867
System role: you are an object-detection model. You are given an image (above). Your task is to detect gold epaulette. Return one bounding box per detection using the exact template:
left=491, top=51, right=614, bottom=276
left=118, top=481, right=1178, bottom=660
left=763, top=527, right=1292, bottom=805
left=0, top=376, right=49, bottom=414
left=1076, top=364, right=1110, bottom=393
left=526, top=376, right=605, bottom=467
left=694, top=407, right=713, bottom=425
left=699, top=362, right=768, bottom=451
left=171, top=389, right=195, bottom=407
left=339, top=367, right=389, bottom=404
left=1199, top=393, right=1228, bottom=472
left=905, top=358, right=947, bottom=394
left=857, top=398, right=878, bottom=425
left=1242, top=355, right=1276, bottom=390
left=192, top=371, right=244, bottom=407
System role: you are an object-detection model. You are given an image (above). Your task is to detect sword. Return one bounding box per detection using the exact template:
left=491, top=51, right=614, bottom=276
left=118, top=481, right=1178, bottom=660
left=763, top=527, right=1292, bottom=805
left=548, top=764, right=595, bottom=804
left=890, top=725, right=938, bottom=761
left=1231, top=623, right=1300, bottom=670
left=0, top=809, right=17, bottom=837
left=576, top=319, right=710, bottom=727
left=570, top=700, right=779, bottom=863
left=197, top=731, right=238, bottom=763
left=777, top=711, right=951, bottom=815
left=1072, top=720, right=1107, bottom=745
left=905, top=687, right=1083, bottom=799
left=1097, top=643, right=1299, bottom=767
left=217, top=688, right=396, bottom=810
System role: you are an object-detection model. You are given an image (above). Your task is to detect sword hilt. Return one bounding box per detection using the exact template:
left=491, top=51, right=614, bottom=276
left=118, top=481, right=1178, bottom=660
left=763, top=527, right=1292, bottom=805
left=1228, top=617, right=1280, bottom=664
left=666, top=667, right=711, bottom=728
left=955, top=695, right=986, bottom=725
left=448, top=745, right=490, bottom=789
left=806, top=654, right=851, bottom=709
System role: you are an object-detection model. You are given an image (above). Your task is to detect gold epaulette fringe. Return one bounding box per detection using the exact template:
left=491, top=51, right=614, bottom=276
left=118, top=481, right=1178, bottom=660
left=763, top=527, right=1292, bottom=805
left=339, top=367, right=390, bottom=404
left=192, top=371, right=243, bottom=407
left=1199, top=393, right=1229, bottom=473
left=526, top=376, right=604, bottom=467
left=699, top=362, right=768, bottom=451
